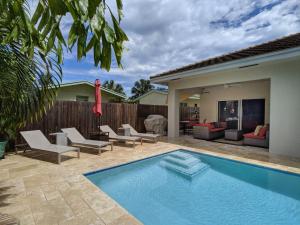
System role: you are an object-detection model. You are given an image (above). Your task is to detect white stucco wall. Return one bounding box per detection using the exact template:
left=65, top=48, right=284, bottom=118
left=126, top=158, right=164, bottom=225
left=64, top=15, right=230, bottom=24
left=139, top=92, right=168, bottom=105
left=167, top=56, right=300, bottom=157
left=56, top=84, right=122, bottom=103
left=269, top=69, right=300, bottom=157
left=138, top=91, right=200, bottom=107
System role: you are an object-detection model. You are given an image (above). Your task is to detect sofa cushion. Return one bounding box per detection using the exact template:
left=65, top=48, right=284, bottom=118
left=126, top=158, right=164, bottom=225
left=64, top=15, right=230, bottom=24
left=193, top=123, right=213, bottom=130
left=210, top=128, right=225, bottom=132
left=243, top=132, right=265, bottom=140
left=258, top=126, right=268, bottom=137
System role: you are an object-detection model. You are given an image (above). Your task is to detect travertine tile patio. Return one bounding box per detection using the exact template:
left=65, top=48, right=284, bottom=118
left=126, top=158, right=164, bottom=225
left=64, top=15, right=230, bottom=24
left=1, top=136, right=300, bottom=225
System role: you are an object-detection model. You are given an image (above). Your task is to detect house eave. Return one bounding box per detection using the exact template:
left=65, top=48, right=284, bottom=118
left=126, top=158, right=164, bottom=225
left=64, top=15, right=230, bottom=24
left=60, top=81, right=127, bottom=99
left=150, top=46, right=300, bottom=84
left=133, top=90, right=168, bottom=102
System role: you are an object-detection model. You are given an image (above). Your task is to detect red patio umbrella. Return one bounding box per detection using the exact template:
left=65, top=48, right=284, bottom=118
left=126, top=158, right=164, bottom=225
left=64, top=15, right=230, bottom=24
left=93, top=79, right=102, bottom=116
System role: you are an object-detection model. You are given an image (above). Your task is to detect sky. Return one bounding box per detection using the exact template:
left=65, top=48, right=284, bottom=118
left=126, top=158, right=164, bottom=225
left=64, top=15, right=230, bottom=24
left=31, top=0, right=300, bottom=96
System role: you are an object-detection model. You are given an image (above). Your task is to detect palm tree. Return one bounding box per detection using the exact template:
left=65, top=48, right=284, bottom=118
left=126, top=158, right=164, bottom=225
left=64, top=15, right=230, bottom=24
left=131, top=79, right=154, bottom=99
left=103, top=80, right=125, bottom=95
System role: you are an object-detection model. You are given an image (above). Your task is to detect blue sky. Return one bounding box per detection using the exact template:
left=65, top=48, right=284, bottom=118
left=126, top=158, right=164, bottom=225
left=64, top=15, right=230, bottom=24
left=56, top=0, right=300, bottom=96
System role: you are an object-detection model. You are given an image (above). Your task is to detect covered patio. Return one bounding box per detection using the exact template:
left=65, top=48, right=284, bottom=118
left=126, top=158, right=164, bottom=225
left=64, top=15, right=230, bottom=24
left=151, top=33, right=300, bottom=158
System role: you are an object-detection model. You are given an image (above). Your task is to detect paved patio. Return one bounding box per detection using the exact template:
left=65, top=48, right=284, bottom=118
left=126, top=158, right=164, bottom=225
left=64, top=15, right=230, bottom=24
left=1, top=137, right=300, bottom=225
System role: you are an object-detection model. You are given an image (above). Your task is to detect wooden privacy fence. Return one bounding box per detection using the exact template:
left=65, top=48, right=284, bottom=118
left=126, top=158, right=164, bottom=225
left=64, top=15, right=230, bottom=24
left=17, top=101, right=199, bottom=143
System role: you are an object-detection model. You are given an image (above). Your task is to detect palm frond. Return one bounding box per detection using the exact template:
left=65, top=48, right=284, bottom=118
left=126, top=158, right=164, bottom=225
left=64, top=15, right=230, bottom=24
left=0, top=42, right=61, bottom=136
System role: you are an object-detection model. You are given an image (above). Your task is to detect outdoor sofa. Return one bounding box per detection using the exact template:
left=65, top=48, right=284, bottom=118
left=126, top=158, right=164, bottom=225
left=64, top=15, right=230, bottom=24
left=20, top=130, right=80, bottom=164
left=243, top=126, right=269, bottom=148
left=193, top=122, right=226, bottom=140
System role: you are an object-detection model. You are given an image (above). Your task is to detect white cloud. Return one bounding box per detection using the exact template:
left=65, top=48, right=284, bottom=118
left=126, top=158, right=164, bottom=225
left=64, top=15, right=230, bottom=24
left=29, top=0, right=300, bottom=95
left=115, top=0, right=300, bottom=80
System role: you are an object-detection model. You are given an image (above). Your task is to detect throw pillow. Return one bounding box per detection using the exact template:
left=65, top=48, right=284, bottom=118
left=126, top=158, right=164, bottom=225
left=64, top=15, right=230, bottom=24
left=258, top=126, right=267, bottom=137
left=254, top=125, right=263, bottom=136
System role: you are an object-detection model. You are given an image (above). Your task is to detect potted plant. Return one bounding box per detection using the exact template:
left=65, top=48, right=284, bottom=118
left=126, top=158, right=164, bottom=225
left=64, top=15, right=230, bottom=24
left=0, top=136, right=8, bottom=159
left=0, top=121, right=10, bottom=159
left=0, top=119, right=15, bottom=159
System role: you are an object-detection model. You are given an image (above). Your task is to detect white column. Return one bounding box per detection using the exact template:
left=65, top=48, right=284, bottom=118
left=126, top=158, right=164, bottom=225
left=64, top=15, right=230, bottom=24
left=269, top=74, right=300, bottom=157
left=168, top=87, right=180, bottom=137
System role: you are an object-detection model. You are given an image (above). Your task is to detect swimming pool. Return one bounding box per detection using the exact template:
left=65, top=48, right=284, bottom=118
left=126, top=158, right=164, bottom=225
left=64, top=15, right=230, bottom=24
left=85, top=150, right=300, bottom=225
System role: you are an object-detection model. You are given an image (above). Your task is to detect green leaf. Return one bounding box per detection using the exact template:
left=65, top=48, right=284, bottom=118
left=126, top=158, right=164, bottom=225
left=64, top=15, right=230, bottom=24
left=31, top=2, right=44, bottom=25
left=56, top=28, right=66, bottom=47
left=86, top=35, right=96, bottom=52
left=88, top=0, right=101, bottom=19
left=94, top=41, right=101, bottom=66
left=104, top=22, right=115, bottom=43
left=38, top=9, right=49, bottom=31
left=101, top=36, right=111, bottom=70
left=68, top=22, right=78, bottom=48
left=57, top=42, right=63, bottom=64
left=48, top=0, right=68, bottom=15
left=116, top=0, right=123, bottom=21
left=47, top=29, right=56, bottom=53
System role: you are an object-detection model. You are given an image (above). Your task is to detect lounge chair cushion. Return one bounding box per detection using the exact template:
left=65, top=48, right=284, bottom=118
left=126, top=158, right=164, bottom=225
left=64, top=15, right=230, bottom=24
left=20, top=130, right=79, bottom=153
left=61, top=128, right=85, bottom=143
left=122, top=124, right=160, bottom=139
left=61, top=128, right=111, bottom=148
left=100, top=125, right=140, bottom=141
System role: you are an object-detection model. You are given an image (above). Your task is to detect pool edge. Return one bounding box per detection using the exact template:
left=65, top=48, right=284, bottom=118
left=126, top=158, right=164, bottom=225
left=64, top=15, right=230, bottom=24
left=84, top=149, right=300, bottom=177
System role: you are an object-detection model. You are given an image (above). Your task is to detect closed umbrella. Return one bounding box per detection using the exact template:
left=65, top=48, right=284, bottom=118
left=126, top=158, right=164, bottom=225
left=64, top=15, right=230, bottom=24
left=93, top=79, right=102, bottom=116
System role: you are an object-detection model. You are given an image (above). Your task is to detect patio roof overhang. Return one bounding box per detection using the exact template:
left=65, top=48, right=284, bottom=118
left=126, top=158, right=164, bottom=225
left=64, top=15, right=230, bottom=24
left=151, top=46, right=300, bottom=85
left=150, top=33, right=300, bottom=85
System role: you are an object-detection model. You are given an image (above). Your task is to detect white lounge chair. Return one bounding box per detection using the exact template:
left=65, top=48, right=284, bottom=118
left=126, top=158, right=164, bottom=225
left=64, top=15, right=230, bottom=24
left=20, top=130, right=80, bottom=164
left=122, top=124, right=160, bottom=143
left=61, top=128, right=113, bottom=154
left=99, top=125, right=142, bottom=148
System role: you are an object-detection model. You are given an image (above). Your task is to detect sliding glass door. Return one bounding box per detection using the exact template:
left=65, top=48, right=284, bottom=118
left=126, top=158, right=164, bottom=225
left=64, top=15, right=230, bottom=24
left=218, top=100, right=239, bottom=129
left=242, top=99, right=265, bottom=133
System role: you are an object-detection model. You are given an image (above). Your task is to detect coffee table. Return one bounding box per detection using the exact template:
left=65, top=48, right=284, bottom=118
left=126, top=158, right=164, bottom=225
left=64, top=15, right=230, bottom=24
left=225, top=129, right=243, bottom=141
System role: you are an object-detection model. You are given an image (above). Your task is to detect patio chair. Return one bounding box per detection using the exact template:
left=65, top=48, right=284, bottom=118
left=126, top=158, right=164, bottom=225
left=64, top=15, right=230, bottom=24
left=61, top=128, right=113, bottom=154
left=99, top=125, right=142, bottom=148
left=122, top=124, right=160, bottom=143
left=20, top=130, right=80, bottom=164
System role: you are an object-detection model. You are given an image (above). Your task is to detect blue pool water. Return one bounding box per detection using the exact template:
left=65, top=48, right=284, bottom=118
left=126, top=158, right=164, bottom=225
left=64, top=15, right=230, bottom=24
left=85, top=150, right=300, bottom=225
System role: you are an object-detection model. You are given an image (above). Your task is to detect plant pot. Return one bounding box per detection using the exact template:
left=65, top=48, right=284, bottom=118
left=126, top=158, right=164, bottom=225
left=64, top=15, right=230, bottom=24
left=0, top=140, right=8, bottom=159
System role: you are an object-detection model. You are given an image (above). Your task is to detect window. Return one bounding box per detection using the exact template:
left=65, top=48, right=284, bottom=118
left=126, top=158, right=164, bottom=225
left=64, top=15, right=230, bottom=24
left=76, top=96, right=89, bottom=102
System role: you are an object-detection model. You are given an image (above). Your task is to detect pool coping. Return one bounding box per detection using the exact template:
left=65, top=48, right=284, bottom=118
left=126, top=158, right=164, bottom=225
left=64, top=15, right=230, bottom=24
left=84, top=148, right=300, bottom=177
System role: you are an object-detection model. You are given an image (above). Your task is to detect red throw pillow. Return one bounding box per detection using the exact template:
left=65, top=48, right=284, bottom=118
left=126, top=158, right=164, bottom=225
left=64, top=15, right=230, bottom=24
left=258, top=126, right=267, bottom=137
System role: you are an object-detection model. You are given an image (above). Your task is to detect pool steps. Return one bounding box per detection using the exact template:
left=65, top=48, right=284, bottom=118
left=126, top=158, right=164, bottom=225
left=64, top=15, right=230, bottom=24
left=160, top=151, right=209, bottom=178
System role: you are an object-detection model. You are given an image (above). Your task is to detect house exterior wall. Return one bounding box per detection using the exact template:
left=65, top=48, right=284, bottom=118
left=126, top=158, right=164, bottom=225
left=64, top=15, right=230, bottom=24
left=167, top=57, right=300, bottom=157
left=56, top=84, right=121, bottom=103
left=139, top=92, right=167, bottom=105
left=138, top=91, right=200, bottom=106
left=199, top=80, right=270, bottom=123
